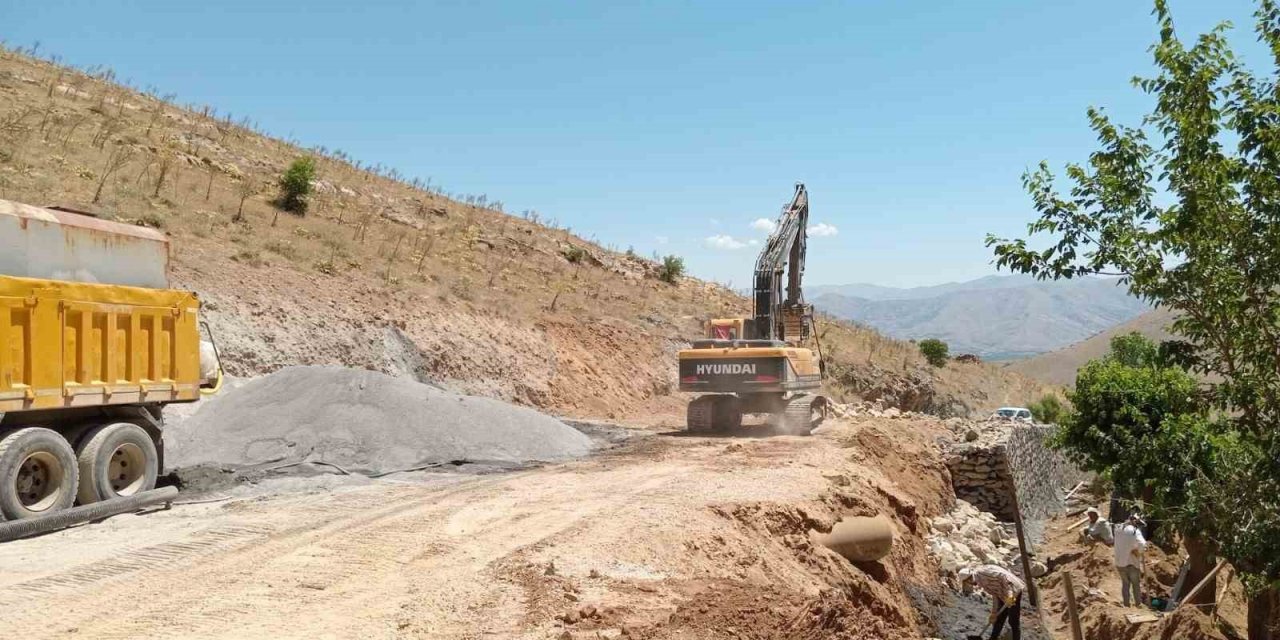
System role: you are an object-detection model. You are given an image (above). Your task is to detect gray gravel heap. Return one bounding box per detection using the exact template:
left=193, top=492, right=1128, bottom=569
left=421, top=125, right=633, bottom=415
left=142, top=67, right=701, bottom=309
left=166, top=366, right=592, bottom=473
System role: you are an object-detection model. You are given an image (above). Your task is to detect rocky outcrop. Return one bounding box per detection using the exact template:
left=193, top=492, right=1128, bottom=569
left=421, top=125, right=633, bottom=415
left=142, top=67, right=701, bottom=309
left=830, top=363, right=938, bottom=412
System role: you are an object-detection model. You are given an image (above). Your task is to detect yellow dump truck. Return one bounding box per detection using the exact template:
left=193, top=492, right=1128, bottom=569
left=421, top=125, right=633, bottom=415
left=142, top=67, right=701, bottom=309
left=0, top=199, right=219, bottom=521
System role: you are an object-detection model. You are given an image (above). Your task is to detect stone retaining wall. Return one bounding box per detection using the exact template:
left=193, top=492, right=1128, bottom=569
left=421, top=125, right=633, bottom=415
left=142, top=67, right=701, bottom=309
left=1007, top=425, right=1090, bottom=522
left=945, top=423, right=1088, bottom=525
left=946, top=441, right=1015, bottom=520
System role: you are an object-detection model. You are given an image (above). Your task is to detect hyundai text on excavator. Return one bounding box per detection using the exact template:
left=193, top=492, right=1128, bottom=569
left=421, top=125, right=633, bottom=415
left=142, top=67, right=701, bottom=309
left=677, top=183, right=827, bottom=435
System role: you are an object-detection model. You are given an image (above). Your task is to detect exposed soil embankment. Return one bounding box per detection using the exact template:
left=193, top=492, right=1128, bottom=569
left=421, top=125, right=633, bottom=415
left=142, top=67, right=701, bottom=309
left=555, top=416, right=963, bottom=639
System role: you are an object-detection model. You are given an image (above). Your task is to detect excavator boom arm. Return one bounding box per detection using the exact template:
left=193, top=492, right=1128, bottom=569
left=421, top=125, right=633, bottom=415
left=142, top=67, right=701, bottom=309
left=751, top=183, right=809, bottom=341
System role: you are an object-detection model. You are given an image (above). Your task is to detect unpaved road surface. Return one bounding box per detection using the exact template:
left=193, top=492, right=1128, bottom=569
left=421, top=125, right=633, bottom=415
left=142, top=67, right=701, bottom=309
left=0, top=418, right=957, bottom=639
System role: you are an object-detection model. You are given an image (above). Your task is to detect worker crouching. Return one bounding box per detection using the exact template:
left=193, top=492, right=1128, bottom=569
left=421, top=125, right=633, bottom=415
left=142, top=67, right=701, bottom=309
left=960, top=564, right=1026, bottom=640
left=1080, top=507, right=1114, bottom=545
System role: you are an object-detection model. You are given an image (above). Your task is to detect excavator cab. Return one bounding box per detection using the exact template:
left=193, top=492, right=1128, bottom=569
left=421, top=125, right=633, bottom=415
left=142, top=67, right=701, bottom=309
left=707, top=318, right=746, bottom=341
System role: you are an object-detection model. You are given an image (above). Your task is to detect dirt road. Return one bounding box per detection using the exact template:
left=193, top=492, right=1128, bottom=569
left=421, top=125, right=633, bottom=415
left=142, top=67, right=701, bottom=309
left=0, top=418, right=956, bottom=639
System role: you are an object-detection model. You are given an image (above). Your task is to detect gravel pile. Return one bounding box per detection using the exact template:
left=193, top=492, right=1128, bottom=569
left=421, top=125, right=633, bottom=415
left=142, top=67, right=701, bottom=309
left=166, top=366, right=593, bottom=474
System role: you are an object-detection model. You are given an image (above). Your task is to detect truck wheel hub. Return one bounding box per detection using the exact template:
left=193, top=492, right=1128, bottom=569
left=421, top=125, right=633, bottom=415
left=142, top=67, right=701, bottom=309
left=108, top=443, right=146, bottom=495
left=15, top=452, right=62, bottom=511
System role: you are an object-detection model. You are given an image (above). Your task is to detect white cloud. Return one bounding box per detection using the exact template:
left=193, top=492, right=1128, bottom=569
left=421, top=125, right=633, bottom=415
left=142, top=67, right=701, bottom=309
left=810, top=222, right=839, bottom=237
left=709, top=218, right=722, bottom=227
left=748, top=239, right=760, bottom=246
left=750, top=218, right=776, bottom=233
left=655, top=235, right=669, bottom=245
left=705, top=234, right=749, bottom=250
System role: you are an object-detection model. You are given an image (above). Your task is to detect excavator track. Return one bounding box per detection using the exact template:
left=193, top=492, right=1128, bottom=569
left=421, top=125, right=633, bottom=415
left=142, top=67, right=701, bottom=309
left=778, top=394, right=825, bottom=436
left=687, top=396, right=716, bottom=433
left=686, top=396, right=744, bottom=434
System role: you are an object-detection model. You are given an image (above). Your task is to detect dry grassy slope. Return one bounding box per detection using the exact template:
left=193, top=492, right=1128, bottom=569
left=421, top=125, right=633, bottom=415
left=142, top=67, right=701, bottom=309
left=1006, top=308, right=1177, bottom=387
left=0, top=47, right=1050, bottom=418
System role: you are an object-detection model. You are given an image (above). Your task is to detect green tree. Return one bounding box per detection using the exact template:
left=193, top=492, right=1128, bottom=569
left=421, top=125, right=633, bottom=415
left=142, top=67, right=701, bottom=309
left=987, top=1, right=1280, bottom=632
left=657, top=255, right=684, bottom=284
left=1055, top=337, right=1204, bottom=498
left=1053, top=334, right=1222, bottom=604
left=1108, top=331, right=1160, bottom=368
left=1026, top=394, right=1066, bottom=425
left=275, top=156, right=316, bottom=215
left=918, top=338, right=948, bottom=367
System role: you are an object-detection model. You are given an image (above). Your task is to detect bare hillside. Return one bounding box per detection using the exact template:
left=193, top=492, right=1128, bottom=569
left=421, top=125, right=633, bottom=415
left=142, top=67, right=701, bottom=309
left=0, top=46, right=1050, bottom=417
left=1005, top=308, right=1177, bottom=386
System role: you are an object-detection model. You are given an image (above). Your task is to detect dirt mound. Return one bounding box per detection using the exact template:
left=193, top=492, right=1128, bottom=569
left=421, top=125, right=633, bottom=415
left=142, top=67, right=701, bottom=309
left=166, top=366, right=593, bottom=473
left=1080, top=607, right=1224, bottom=640
left=649, top=581, right=907, bottom=640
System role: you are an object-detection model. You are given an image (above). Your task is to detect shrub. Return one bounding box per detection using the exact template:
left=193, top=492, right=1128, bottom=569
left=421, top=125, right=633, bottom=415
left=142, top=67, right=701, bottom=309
left=562, top=245, right=587, bottom=264
left=231, top=249, right=264, bottom=267
left=264, top=239, right=298, bottom=260
left=313, top=259, right=338, bottom=275
left=658, top=255, right=685, bottom=284
left=1109, top=331, right=1160, bottom=367
left=134, top=211, right=165, bottom=229
left=918, top=338, right=948, bottom=367
left=1027, top=394, right=1066, bottom=424
left=275, top=156, right=316, bottom=215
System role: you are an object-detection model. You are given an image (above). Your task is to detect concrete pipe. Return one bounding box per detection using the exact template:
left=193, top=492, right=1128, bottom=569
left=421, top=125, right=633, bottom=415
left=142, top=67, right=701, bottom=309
left=818, top=515, right=894, bottom=562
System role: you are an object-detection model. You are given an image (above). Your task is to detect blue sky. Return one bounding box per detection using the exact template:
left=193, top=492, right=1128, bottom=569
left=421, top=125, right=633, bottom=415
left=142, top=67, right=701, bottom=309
left=2, top=1, right=1267, bottom=287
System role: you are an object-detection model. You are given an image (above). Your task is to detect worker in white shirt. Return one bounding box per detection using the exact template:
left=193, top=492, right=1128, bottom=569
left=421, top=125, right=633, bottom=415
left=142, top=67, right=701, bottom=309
left=959, top=564, right=1025, bottom=640
left=1114, top=513, right=1148, bottom=607
left=1080, top=507, right=1114, bottom=545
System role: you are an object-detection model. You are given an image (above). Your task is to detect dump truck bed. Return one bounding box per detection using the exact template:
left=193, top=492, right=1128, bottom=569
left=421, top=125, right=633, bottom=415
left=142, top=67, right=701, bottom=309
left=0, top=199, right=170, bottom=289
left=0, top=275, right=202, bottom=414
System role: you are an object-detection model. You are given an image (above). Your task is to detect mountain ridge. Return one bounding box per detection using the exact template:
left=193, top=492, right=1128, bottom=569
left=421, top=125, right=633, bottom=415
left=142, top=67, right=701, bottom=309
left=810, top=273, right=1043, bottom=301
left=1004, top=308, right=1178, bottom=386
left=814, top=275, right=1149, bottom=359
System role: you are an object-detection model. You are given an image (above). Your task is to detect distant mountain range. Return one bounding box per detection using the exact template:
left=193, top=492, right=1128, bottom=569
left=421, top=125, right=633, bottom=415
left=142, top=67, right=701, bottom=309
left=811, top=275, right=1150, bottom=360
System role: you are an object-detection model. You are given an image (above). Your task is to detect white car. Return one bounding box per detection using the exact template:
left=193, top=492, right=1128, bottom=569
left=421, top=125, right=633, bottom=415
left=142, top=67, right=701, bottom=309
left=990, top=407, right=1034, bottom=423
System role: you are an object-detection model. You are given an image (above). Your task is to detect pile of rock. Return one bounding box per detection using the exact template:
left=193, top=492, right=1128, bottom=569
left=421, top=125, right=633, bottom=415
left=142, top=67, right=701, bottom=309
left=829, top=400, right=919, bottom=420
left=926, top=500, right=1023, bottom=574
left=939, top=416, right=1011, bottom=446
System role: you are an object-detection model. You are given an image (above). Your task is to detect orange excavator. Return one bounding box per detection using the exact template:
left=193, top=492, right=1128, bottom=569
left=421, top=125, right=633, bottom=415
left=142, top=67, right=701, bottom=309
left=676, top=183, right=827, bottom=434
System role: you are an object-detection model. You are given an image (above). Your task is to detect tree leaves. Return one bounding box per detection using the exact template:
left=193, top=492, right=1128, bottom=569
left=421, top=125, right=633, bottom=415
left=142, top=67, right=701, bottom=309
left=992, top=0, right=1280, bottom=588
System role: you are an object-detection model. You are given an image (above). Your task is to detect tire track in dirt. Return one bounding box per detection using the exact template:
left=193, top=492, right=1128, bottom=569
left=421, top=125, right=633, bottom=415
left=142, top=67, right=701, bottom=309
left=1, top=420, right=955, bottom=640
left=0, top=449, right=690, bottom=639
left=0, top=481, right=473, bottom=637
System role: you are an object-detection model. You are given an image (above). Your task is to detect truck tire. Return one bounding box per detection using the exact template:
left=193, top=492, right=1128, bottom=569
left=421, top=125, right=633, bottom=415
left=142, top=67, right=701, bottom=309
left=0, top=428, right=79, bottom=520
left=75, top=423, right=158, bottom=505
